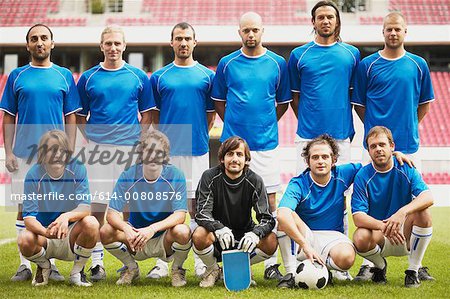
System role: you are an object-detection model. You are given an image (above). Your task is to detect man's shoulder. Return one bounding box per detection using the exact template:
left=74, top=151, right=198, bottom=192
left=25, top=163, right=43, bottom=179
left=163, top=163, right=186, bottom=179
left=265, top=49, right=285, bottom=61
left=218, top=50, right=242, bottom=64
left=361, top=52, right=381, bottom=64
left=337, top=42, right=360, bottom=55
left=123, top=63, right=148, bottom=78
left=404, top=52, right=428, bottom=67
left=244, top=168, right=265, bottom=186
left=80, top=64, right=101, bottom=78
left=201, top=165, right=222, bottom=179
left=354, top=163, right=375, bottom=182
left=51, top=63, right=72, bottom=76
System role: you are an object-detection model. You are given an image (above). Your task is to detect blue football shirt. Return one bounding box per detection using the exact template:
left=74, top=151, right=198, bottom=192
left=279, top=163, right=362, bottom=232
left=150, top=62, right=215, bottom=156
left=77, top=62, right=155, bottom=145
left=352, top=158, right=429, bottom=220
left=0, top=63, right=81, bottom=158
left=288, top=41, right=360, bottom=140
left=211, top=49, right=291, bottom=151
left=351, top=51, right=434, bottom=154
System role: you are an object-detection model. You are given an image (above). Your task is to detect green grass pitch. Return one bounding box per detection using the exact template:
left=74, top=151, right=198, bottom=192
left=0, top=207, right=448, bottom=298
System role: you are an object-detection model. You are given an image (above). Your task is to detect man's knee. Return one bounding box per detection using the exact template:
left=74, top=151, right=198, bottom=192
left=258, top=232, right=277, bottom=255
left=353, top=228, right=373, bottom=252
left=411, top=208, right=432, bottom=227
left=99, top=223, right=115, bottom=244
left=170, top=224, right=191, bottom=244
left=330, top=245, right=355, bottom=270
left=18, top=230, right=37, bottom=254
left=192, top=226, right=214, bottom=250
left=79, top=215, right=100, bottom=239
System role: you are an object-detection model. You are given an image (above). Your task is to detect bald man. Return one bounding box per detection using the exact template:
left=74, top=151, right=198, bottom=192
left=211, top=12, right=291, bottom=280
left=351, top=12, right=435, bottom=281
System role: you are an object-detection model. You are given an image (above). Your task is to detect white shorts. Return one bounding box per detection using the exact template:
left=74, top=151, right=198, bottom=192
left=86, top=141, right=137, bottom=204
left=132, top=231, right=171, bottom=262
left=249, top=147, right=280, bottom=194
left=295, top=135, right=351, bottom=175
left=9, top=158, right=34, bottom=205
left=170, top=153, right=209, bottom=199
left=45, top=222, right=77, bottom=261
left=297, top=228, right=354, bottom=262
left=362, top=150, right=421, bottom=173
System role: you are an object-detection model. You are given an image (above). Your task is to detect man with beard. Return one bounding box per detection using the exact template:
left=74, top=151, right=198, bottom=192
left=76, top=26, right=155, bottom=281
left=352, top=126, right=434, bottom=288
left=351, top=13, right=434, bottom=281
left=149, top=22, right=214, bottom=279
left=1, top=24, right=80, bottom=282
left=193, top=136, right=276, bottom=288
left=285, top=0, right=360, bottom=280
left=212, top=12, right=291, bottom=280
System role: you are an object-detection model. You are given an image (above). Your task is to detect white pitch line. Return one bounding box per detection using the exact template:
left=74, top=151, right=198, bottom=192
left=0, top=238, right=15, bottom=246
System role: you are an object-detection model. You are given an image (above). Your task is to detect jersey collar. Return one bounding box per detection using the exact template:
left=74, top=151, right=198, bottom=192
left=371, top=157, right=395, bottom=173
left=173, top=61, right=198, bottom=68
left=240, top=48, right=267, bottom=59
left=29, top=62, right=53, bottom=69
left=309, top=171, right=332, bottom=187
left=378, top=50, right=406, bottom=61
left=99, top=60, right=126, bottom=71
left=313, top=41, right=337, bottom=47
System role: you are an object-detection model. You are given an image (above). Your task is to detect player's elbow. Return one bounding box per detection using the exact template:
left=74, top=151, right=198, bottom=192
left=276, top=208, right=290, bottom=232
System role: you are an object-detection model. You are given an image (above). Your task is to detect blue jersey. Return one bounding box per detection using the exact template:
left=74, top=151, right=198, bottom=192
left=351, top=51, right=434, bottom=154
left=109, top=163, right=187, bottom=237
left=150, top=62, right=215, bottom=156
left=22, top=159, right=90, bottom=227
left=279, top=163, right=361, bottom=233
left=288, top=41, right=360, bottom=140
left=0, top=63, right=81, bottom=159
left=352, top=159, right=429, bottom=220
left=211, top=49, right=291, bottom=151
left=77, top=62, right=155, bottom=145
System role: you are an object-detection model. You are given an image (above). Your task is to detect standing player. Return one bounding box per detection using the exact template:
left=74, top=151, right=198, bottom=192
left=193, top=136, right=277, bottom=287
left=352, top=126, right=434, bottom=287
left=149, top=22, right=214, bottom=278
left=76, top=26, right=155, bottom=281
left=212, top=12, right=291, bottom=279
left=19, top=130, right=98, bottom=287
left=100, top=130, right=191, bottom=287
left=351, top=12, right=434, bottom=280
left=1, top=24, right=80, bottom=282
left=276, top=135, right=359, bottom=287
left=287, top=1, right=360, bottom=280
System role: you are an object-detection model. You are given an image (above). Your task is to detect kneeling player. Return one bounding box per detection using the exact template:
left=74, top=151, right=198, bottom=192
left=192, top=136, right=277, bottom=288
left=100, top=130, right=191, bottom=287
left=352, top=126, right=434, bottom=287
left=18, top=130, right=98, bottom=287
left=277, top=135, right=359, bottom=288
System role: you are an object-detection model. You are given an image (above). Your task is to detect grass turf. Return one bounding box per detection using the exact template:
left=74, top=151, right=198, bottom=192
left=0, top=207, right=448, bottom=298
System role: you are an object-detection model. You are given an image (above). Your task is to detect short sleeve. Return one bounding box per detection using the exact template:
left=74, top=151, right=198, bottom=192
left=110, top=171, right=129, bottom=213
left=276, top=58, right=291, bottom=103
left=0, top=72, right=18, bottom=116
left=138, top=72, right=156, bottom=113
left=206, top=71, right=215, bottom=111
left=76, top=73, right=89, bottom=116
left=419, top=60, right=435, bottom=104
left=278, top=178, right=302, bottom=211
left=22, top=170, right=39, bottom=219
left=211, top=59, right=227, bottom=101
left=351, top=173, right=369, bottom=215
left=63, top=71, right=82, bottom=116
left=288, top=50, right=301, bottom=93
left=171, top=170, right=188, bottom=212
left=409, top=167, right=429, bottom=198
left=149, top=73, right=161, bottom=110
left=351, top=61, right=368, bottom=106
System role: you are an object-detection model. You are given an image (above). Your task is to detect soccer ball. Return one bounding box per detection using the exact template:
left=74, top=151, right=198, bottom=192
left=294, top=259, right=329, bottom=290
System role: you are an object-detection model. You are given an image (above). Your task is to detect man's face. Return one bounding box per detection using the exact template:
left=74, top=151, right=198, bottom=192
left=26, top=26, right=54, bottom=62
left=100, top=32, right=126, bottom=63
left=367, top=134, right=395, bottom=170
left=313, top=5, right=337, bottom=39
left=141, top=138, right=166, bottom=171
left=44, top=138, right=68, bottom=168
left=221, top=143, right=247, bottom=177
left=307, top=143, right=334, bottom=179
left=383, top=17, right=407, bottom=50
left=239, top=20, right=263, bottom=49
left=171, top=27, right=196, bottom=60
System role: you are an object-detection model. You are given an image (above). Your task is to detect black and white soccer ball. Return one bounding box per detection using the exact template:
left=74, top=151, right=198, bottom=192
left=294, top=259, right=329, bottom=290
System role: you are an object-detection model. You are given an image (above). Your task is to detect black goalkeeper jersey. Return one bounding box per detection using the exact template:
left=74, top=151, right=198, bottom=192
left=195, top=166, right=275, bottom=240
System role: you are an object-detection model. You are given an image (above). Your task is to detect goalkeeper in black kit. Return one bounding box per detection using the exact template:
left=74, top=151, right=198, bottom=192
left=192, top=136, right=277, bottom=288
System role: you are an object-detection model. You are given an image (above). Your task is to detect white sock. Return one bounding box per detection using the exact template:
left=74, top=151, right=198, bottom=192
left=155, top=258, right=169, bottom=270
left=326, top=256, right=344, bottom=271
left=27, top=247, right=51, bottom=269
left=357, top=244, right=386, bottom=269
left=189, top=219, right=205, bottom=269
left=16, top=220, right=31, bottom=269
left=72, top=244, right=94, bottom=275
left=408, top=226, right=432, bottom=272
left=251, top=248, right=271, bottom=265
left=278, top=231, right=297, bottom=274
left=193, top=244, right=217, bottom=269
left=104, top=242, right=138, bottom=270
left=91, top=242, right=104, bottom=267
left=361, top=258, right=374, bottom=267
left=171, top=240, right=191, bottom=270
